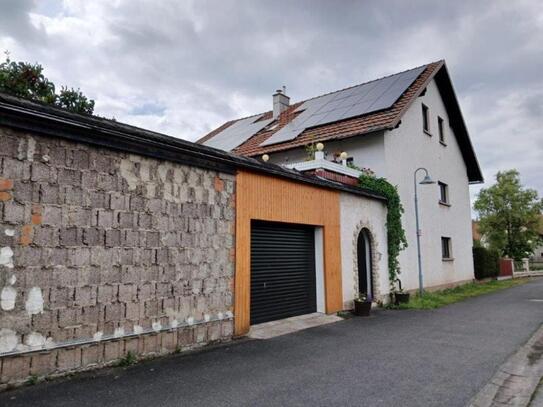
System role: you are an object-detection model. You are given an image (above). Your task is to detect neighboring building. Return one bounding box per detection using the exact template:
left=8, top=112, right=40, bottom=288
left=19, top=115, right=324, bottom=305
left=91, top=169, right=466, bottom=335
left=199, top=60, right=484, bottom=292
left=0, top=92, right=387, bottom=385
left=472, top=220, right=482, bottom=243
left=530, top=216, right=543, bottom=263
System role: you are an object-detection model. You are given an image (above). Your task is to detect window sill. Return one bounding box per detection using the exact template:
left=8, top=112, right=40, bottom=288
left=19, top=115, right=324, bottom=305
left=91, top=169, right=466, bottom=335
left=424, top=130, right=432, bottom=137
left=439, top=140, right=447, bottom=146
left=442, top=257, right=454, bottom=262
left=439, top=201, right=451, bottom=207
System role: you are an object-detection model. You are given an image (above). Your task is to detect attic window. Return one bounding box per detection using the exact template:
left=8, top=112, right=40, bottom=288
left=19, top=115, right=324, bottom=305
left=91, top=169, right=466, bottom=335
left=422, top=104, right=430, bottom=134
left=438, top=116, right=446, bottom=145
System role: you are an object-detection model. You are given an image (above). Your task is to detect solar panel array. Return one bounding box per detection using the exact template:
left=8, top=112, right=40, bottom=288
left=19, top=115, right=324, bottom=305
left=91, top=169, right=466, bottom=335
left=203, top=114, right=274, bottom=151
left=260, top=65, right=426, bottom=147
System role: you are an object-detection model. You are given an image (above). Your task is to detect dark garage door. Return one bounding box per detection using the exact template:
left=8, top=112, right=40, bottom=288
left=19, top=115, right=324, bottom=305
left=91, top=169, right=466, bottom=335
left=250, top=221, right=316, bottom=325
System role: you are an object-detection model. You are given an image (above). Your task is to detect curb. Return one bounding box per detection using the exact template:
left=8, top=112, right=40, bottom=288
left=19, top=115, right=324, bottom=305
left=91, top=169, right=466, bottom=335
left=468, top=324, right=543, bottom=407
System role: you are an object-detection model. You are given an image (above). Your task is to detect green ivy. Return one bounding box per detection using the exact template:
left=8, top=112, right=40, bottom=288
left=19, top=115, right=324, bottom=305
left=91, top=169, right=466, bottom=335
left=358, top=174, right=408, bottom=289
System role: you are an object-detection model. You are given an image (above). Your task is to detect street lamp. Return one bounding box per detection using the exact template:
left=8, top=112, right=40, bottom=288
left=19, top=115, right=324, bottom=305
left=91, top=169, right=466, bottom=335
left=414, top=167, right=435, bottom=296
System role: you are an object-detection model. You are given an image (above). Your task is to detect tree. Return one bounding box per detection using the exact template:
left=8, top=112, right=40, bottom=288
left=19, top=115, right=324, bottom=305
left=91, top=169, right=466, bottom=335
left=0, top=52, right=94, bottom=115
left=474, top=170, right=543, bottom=261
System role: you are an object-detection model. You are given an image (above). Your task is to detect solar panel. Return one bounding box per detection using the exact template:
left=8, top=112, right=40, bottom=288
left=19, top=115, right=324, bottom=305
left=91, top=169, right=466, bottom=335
left=260, top=65, right=426, bottom=147
left=203, top=114, right=274, bottom=151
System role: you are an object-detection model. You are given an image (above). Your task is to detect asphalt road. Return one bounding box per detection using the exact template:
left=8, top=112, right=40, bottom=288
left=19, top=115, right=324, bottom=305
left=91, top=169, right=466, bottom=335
left=2, top=278, right=543, bottom=407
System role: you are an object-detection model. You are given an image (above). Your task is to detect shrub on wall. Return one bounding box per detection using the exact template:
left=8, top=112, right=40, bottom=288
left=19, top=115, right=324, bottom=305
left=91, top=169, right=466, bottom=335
left=473, top=246, right=500, bottom=279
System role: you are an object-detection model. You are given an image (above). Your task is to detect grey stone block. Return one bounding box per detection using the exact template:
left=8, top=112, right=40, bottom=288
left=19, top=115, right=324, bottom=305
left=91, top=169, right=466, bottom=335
left=58, top=168, right=81, bottom=185
left=3, top=201, right=26, bottom=223
left=60, top=226, right=82, bottom=247
left=31, top=162, right=52, bottom=181
left=33, top=226, right=59, bottom=246
left=105, top=229, right=121, bottom=247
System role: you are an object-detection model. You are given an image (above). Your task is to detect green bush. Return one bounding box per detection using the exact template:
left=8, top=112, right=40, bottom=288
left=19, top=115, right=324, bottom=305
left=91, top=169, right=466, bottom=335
left=473, top=246, right=500, bottom=279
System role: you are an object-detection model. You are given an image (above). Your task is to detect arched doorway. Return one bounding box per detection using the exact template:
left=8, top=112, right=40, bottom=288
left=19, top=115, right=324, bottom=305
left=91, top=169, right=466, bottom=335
left=357, top=228, right=373, bottom=300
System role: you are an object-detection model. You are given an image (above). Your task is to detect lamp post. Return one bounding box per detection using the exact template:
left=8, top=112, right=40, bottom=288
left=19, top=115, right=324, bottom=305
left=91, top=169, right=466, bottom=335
left=414, top=167, right=435, bottom=296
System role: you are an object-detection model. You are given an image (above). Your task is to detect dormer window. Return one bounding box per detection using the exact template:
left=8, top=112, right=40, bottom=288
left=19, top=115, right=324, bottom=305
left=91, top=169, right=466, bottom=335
left=422, top=104, right=430, bottom=134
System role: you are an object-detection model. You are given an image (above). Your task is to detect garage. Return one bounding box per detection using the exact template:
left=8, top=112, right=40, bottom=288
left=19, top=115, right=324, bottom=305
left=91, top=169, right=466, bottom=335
left=250, top=221, right=317, bottom=325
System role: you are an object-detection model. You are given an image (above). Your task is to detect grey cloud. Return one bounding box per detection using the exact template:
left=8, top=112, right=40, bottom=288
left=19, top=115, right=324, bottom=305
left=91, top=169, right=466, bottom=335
left=0, top=0, right=43, bottom=42
left=0, top=0, right=541, bottom=196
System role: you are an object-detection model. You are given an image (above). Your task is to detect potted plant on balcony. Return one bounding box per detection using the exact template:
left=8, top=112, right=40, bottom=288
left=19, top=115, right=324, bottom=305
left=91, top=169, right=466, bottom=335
left=353, top=292, right=372, bottom=316
left=393, top=278, right=410, bottom=305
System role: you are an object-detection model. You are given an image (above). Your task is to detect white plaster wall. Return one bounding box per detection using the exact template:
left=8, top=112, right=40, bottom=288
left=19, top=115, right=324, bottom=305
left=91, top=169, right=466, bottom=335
left=268, top=131, right=387, bottom=175
left=339, top=192, right=389, bottom=309
left=268, top=79, right=475, bottom=293
left=384, top=79, right=475, bottom=290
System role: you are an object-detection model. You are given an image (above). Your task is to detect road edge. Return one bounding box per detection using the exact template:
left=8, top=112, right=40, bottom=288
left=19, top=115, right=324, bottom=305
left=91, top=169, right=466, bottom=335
left=468, top=323, right=543, bottom=407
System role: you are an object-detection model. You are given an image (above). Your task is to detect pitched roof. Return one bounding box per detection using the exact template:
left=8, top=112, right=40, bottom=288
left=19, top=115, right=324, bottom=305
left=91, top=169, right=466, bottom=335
left=198, top=60, right=483, bottom=183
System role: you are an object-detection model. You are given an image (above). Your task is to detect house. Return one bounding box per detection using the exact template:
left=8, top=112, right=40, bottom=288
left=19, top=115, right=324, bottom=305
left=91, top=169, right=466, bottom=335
left=199, top=60, right=484, bottom=293
left=0, top=92, right=387, bottom=385
left=529, top=216, right=543, bottom=264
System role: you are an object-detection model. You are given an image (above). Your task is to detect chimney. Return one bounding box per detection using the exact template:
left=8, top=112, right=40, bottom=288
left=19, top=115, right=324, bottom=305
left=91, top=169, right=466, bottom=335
left=273, top=87, right=290, bottom=119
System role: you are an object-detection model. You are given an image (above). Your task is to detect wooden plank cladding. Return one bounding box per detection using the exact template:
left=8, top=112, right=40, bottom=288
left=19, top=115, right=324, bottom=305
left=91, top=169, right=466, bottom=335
left=235, top=170, right=343, bottom=336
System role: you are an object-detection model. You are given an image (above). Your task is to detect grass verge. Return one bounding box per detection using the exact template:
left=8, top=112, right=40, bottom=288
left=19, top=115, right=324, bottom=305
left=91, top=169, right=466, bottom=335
left=389, top=278, right=530, bottom=310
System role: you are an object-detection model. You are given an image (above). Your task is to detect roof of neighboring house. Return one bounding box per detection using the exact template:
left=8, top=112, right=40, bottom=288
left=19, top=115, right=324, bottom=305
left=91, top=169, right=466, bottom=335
left=198, top=60, right=484, bottom=183
left=0, top=92, right=386, bottom=202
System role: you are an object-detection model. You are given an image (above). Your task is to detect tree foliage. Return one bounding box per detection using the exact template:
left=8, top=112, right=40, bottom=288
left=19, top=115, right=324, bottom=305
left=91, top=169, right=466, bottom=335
left=0, top=53, right=94, bottom=115
left=474, top=169, right=543, bottom=261
left=358, top=174, right=408, bottom=289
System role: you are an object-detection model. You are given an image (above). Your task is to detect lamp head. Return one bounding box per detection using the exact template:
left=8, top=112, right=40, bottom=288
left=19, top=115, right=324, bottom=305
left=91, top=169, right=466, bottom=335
left=419, top=174, right=435, bottom=185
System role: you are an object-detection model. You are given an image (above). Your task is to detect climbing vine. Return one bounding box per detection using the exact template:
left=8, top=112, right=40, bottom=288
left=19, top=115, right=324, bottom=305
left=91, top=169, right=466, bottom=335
left=358, top=174, right=408, bottom=290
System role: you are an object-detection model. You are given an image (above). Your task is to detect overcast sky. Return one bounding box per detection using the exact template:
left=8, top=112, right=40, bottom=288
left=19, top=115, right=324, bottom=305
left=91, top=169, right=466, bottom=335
left=0, top=0, right=541, bottom=201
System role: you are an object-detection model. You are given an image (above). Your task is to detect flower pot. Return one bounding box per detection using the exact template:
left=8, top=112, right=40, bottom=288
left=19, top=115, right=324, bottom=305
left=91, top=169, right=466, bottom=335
left=394, top=292, right=410, bottom=305
left=353, top=300, right=372, bottom=316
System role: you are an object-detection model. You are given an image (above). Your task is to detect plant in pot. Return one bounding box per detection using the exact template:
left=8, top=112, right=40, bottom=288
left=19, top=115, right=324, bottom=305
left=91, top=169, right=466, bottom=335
left=353, top=292, right=372, bottom=316
left=393, top=278, right=410, bottom=305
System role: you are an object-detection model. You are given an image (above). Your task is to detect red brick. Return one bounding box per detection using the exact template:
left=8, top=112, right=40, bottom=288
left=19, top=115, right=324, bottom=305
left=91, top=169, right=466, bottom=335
left=19, top=224, right=33, bottom=246
left=31, top=213, right=43, bottom=225
left=214, top=176, right=224, bottom=192
left=0, top=178, right=13, bottom=191
left=0, top=191, right=12, bottom=201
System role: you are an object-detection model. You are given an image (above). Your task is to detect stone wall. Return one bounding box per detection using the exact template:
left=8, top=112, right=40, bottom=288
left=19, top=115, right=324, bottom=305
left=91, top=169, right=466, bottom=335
left=0, top=126, right=235, bottom=387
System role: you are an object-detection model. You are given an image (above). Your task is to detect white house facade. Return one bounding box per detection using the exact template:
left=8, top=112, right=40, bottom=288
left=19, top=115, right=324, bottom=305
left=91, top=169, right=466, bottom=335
left=199, top=60, right=483, bottom=298
left=268, top=78, right=476, bottom=292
